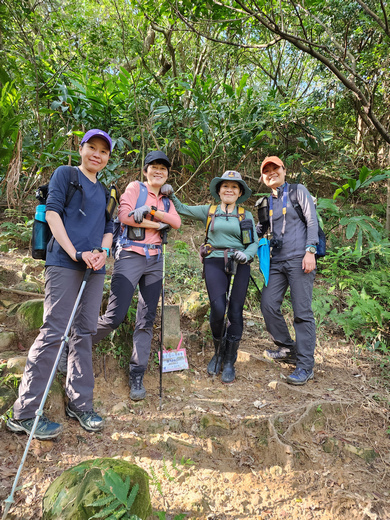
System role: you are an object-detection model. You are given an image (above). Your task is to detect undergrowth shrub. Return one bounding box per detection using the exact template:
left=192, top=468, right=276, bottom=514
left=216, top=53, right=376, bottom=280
left=0, top=210, right=33, bottom=250
left=314, top=243, right=390, bottom=353
left=165, top=240, right=203, bottom=295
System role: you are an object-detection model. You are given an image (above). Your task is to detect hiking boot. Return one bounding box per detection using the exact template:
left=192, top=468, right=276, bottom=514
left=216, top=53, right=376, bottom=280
left=6, top=415, right=63, bottom=440
left=130, top=371, right=146, bottom=401
left=207, top=337, right=226, bottom=376
left=264, top=347, right=297, bottom=365
left=66, top=405, right=104, bottom=432
left=221, top=338, right=239, bottom=384
left=286, top=367, right=314, bottom=386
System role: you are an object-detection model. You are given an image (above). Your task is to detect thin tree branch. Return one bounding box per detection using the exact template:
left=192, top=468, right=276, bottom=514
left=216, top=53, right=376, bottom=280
left=354, top=0, right=390, bottom=36
left=232, top=0, right=390, bottom=144
left=173, top=5, right=280, bottom=50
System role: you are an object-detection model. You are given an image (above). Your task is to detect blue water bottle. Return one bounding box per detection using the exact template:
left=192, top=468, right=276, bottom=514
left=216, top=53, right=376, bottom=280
left=32, top=204, right=51, bottom=259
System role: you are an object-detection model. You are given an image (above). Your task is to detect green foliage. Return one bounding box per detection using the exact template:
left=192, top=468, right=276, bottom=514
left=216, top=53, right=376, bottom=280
left=148, top=465, right=163, bottom=497
left=148, top=454, right=196, bottom=503
left=0, top=210, right=33, bottom=250
left=87, top=469, right=140, bottom=519
left=0, top=80, right=23, bottom=177
left=176, top=455, right=196, bottom=468
left=333, top=166, right=390, bottom=201
left=315, top=245, right=390, bottom=352
left=0, top=363, right=19, bottom=391
left=338, top=215, right=386, bottom=263
left=166, top=240, right=203, bottom=295
left=336, top=286, right=390, bottom=343
left=161, top=458, right=176, bottom=482
left=154, top=513, right=186, bottom=520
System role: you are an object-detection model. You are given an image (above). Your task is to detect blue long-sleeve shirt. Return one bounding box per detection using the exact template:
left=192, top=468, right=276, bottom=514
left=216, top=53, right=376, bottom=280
left=46, top=166, right=113, bottom=272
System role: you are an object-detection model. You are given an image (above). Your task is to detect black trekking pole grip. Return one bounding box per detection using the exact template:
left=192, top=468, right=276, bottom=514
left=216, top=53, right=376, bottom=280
left=160, top=228, right=168, bottom=245
left=83, top=267, right=92, bottom=283
left=231, top=258, right=238, bottom=275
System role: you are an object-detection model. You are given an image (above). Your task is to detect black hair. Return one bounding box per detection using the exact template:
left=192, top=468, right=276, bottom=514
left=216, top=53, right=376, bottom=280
left=143, top=160, right=170, bottom=174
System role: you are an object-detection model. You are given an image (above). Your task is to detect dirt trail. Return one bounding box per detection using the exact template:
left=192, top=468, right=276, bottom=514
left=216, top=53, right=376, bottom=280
left=1, top=250, right=390, bottom=520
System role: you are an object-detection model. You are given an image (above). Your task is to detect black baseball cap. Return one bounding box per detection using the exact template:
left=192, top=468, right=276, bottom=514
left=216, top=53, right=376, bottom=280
left=144, top=151, right=171, bottom=168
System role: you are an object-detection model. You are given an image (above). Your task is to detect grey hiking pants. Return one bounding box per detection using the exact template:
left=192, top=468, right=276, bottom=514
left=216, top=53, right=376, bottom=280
left=261, top=258, right=316, bottom=371
left=93, top=250, right=163, bottom=373
left=13, top=266, right=104, bottom=420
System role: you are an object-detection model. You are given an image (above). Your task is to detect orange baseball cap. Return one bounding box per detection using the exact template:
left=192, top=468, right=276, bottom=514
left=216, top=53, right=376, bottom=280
left=260, top=156, right=285, bottom=178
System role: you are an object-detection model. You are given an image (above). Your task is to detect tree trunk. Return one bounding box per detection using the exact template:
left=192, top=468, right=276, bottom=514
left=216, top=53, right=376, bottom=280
left=387, top=159, right=390, bottom=236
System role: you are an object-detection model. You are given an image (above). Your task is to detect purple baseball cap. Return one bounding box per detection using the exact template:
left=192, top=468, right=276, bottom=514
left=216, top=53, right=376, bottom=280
left=80, top=129, right=112, bottom=153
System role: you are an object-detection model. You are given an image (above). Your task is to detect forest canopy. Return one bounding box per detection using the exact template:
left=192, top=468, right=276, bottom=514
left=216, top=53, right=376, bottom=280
left=1, top=0, right=390, bottom=185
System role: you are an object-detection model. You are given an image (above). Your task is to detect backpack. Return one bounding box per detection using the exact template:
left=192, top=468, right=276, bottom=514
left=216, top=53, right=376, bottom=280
left=205, top=204, right=246, bottom=240
left=112, top=181, right=170, bottom=254
left=288, top=184, right=326, bottom=258
left=199, top=204, right=249, bottom=261
left=32, top=167, right=114, bottom=260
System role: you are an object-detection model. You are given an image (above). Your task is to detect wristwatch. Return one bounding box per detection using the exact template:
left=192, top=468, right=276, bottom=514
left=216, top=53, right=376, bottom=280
left=75, top=251, right=83, bottom=262
left=150, top=205, right=158, bottom=216
left=102, top=247, right=110, bottom=258
left=91, top=247, right=103, bottom=253
left=306, top=245, right=316, bottom=254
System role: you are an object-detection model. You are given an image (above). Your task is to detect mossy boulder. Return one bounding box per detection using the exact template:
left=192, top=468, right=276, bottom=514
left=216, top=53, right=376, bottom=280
left=16, top=299, right=43, bottom=330
left=0, top=331, right=17, bottom=353
left=14, top=280, right=43, bottom=293
left=42, top=458, right=152, bottom=520
left=200, top=413, right=231, bottom=436
left=46, top=377, right=66, bottom=418
left=0, top=385, right=17, bottom=415
left=7, top=356, right=27, bottom=374
left=182, top=291, right=209, bottom=320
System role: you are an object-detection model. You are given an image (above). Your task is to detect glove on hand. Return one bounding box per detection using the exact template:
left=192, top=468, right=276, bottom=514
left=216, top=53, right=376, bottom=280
left=132, top=205, right=150, bottom=223
left=256, top=222, right=263, bottom=236
left=158, top=222, right=171, bottom=231
left=160, top=184, right=174, bottom=197
left=232, top=250, right=248, bottom=264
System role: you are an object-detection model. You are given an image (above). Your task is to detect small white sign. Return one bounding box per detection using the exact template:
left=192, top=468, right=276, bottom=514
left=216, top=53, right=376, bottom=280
left=159, top=349, right=189, bottom=373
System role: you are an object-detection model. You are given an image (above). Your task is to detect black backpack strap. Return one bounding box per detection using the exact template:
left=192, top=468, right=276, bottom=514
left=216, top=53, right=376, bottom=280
left=63, top=166, right=88, bottom=216
left=288, top=183, right=305, bottom=224
left=65, top=167, right=84, bottom=209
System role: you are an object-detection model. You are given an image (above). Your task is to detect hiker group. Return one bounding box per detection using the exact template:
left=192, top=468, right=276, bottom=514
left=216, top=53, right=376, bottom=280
left=7, top=129, right=320, bottom=441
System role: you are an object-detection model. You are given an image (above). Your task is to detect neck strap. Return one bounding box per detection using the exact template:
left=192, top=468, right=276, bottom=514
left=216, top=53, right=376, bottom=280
left=269, top=183, right=288, bottom=237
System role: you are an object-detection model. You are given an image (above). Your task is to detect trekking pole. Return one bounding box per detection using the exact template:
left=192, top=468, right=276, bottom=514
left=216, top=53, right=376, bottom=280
left=159, top=228, right=168, bottom=411
left=2, top=268, right=92, bottom=520
left=213, top=257, right=238, bottom=377
left=250, top=274, right=263, bottom=300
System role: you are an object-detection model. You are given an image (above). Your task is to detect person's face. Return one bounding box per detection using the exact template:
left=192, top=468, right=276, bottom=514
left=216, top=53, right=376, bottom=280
left=79, top=136, right=110, bottom=174
left=261, top=162, right=286, bottom=190
left=218, top=181, right=242, bottom=205
left=145, top=161, right=169, bottom=188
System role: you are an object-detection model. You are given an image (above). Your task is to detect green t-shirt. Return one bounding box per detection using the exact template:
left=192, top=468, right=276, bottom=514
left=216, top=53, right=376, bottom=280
left=171, top=194, right=258, bottom=261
